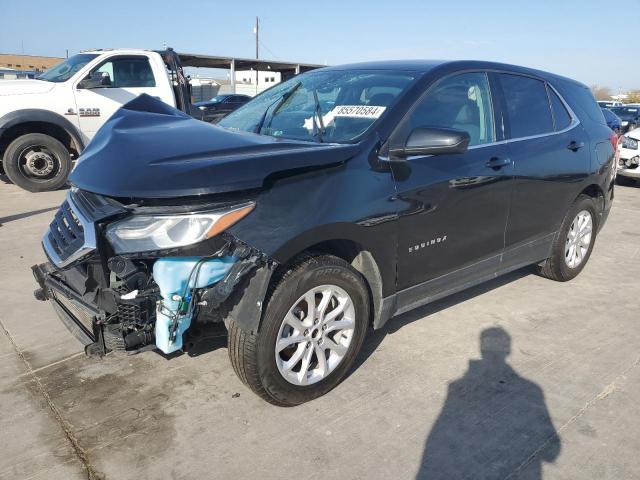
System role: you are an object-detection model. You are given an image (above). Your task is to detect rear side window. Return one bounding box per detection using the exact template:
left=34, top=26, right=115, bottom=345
left=547, top=86, right=572, bottom=130
left=498, top=74, right=553, bottom=138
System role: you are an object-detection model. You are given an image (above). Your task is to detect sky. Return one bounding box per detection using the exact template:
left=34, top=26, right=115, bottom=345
left=1, top=0, right=637, bottom=91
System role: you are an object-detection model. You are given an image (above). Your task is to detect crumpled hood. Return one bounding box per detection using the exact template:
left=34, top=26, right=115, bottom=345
left=70, top=94, right=361, bottom=199
left=0, top=79, right=56, bottom=96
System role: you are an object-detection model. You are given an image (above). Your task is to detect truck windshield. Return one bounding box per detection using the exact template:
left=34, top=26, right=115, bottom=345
left=37, top=54, right=99, bottom=83
left=218, top=70, right=416, bottom=143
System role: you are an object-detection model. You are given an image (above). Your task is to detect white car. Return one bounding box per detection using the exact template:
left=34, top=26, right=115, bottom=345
left=617, top=128, right=640, bottom=185
left=598, top=100, right=623, bottom=108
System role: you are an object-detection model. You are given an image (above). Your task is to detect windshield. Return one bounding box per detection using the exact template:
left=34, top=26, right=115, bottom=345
left=37, top=54, right=99, bottom=83
left=209, top=95, right=228, bottom=103
left=218, top=70, right=416, bottom=143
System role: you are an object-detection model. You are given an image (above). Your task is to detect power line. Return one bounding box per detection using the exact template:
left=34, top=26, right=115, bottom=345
left=258, top=40, right=280, bottom=61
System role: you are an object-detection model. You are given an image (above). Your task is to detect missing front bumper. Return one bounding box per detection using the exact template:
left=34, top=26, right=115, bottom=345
left=31, top=240, right=276, bottom=358
left=32, top=263, right=103, bottom=349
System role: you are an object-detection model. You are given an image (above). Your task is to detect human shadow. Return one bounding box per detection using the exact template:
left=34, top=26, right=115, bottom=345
left=350, top=266, right=534, bottom=376
left=416, top=327, right=561, bottom=479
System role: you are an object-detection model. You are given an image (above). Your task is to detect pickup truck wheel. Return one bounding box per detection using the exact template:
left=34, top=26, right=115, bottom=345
left=537, top=195, right=597, bottom=282
left=3, top=134, right=72, bottom=192
left=227, top=255, right=369, bottom=406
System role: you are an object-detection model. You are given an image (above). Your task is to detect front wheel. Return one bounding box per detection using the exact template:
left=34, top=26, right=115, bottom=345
left=227, top=255, right=370, bottom=406
left=3, top=133, right=72, bottom=192
left=538, top=195, right=598, bottom=282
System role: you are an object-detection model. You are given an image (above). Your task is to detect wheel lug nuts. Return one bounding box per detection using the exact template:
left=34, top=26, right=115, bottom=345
left=304, top=329, right=309, bottom=336
left=314, top=319, right=319, bottom=325
left=306, top=342, right=311, bottom=348
left=322, top=325, right=327, bottom=331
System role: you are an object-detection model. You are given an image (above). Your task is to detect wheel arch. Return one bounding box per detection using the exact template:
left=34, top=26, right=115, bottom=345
left=578, top=183, right=605, bottom=212
left=0, top=109, right=85, bottom=158
left=272, top=238, right=387, bottom=328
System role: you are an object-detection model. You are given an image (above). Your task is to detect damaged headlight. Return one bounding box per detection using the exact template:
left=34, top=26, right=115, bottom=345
left=622, top=136, right=639, bottom=150
left=105, top=203, right=255, bottom=253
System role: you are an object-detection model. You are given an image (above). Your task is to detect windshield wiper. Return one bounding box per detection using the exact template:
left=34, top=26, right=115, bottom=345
left=311, top=89, right=325, bottom=143
left=254, top=81, right=302, bottom=134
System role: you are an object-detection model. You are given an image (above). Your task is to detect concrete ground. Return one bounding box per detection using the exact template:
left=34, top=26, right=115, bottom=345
left=0, top=181, right=639, bottom=480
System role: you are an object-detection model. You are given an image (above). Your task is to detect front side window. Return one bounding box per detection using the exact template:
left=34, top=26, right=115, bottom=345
left=91, top=57, right=156, bottom=88
left=219, top=70, right=416, bottom=143
left=37, top=54, right=98, bottom=83
left=499, top=74, right=553, bottom=138
left=405, top=72, right=495, bottom=146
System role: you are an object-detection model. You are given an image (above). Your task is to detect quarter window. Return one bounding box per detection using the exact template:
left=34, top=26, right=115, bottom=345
left=406, top=72, right=495, bottom=146
left=548, top=86, right=572, bottom=131
left=92, top=57, right=156, bottom=88
left=498, top=74, right=553, bottom=138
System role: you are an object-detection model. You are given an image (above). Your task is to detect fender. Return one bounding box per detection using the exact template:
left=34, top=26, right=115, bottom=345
left=0, top=109, right=86, bottom=151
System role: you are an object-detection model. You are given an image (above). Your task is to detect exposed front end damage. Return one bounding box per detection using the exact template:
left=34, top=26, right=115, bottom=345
left=32, top=188, right=275, bottom=358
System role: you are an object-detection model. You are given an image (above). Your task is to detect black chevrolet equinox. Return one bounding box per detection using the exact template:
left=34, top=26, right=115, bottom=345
left=33, top=60, right=616, bottom=405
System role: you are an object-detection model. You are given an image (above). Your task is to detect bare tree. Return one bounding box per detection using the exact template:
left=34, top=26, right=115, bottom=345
left=625, top=90, right=640, bottom=104
left=591, top=85, right=612, bottom=101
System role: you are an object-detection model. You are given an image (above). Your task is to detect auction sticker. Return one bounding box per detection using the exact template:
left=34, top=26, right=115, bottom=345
left=332, top=105, right=386, bottom=118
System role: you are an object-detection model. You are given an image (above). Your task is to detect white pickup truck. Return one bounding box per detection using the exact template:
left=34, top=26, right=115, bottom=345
left=0, top=49, right=194, bottom=191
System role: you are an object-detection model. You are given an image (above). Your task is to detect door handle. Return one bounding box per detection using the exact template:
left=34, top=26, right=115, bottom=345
left=567, top=141, right=585, bottom=152
left=486, top=157, right=512, bottom=169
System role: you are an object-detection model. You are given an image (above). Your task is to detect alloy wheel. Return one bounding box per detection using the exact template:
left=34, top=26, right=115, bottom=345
left=565, top=210, right=593, bottom=269
left=275, top=284, right=356, bottom=386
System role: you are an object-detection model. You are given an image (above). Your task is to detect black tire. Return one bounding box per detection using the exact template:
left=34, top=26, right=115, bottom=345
left=616, top=175, right=637, bottom=187
left=227, top=255, right=370, bottom=406
left=3, top=133, right=72, bottom=192
left=537, top=195, right=598, bottom=282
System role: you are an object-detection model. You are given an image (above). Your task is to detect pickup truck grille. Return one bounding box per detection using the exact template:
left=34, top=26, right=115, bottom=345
left=43, top=192, right=97, bottom=268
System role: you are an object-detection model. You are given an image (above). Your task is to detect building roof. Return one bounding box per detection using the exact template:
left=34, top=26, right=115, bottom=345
left=175, top=52, right=324, bottom=73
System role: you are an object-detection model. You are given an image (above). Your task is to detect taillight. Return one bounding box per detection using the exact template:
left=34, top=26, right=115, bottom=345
left=611, top=133, right=620, bottom=165
left=610, top=132, right=619, bottom=151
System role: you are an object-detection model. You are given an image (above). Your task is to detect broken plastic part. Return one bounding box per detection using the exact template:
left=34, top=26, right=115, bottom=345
left=153, top=256, right=236, bottom=354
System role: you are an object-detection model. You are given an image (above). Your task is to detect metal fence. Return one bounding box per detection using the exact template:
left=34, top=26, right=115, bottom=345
left=190, top=83, right=220, bottom=103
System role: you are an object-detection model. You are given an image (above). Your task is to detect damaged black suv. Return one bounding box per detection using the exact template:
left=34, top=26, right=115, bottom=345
left=33, top=61, right=615, bottom=406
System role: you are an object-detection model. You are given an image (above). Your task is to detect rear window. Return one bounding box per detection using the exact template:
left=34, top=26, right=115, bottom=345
left=499, top=74, right=554, bottom=138
left=567, top=85, right=606, bottom=125
left=548, top=87, right=572, bottom=130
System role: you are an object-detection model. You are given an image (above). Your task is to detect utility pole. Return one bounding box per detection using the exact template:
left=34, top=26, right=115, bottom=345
left=255, top=16, right=259, bottom=59
left=254, top=16, right=259, bottom=95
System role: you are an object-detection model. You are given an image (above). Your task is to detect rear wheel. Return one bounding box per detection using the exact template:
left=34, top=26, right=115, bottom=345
left=227, top=255, right=370, bottom=406
left=3, top=133, right=72, bottom=192
left=538, top=195, right=597, bottom=282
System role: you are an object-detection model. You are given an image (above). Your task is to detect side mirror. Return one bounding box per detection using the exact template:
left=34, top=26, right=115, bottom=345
left=390, top=127, right=470, bottom=158
left=78, top=71, right=111, bottom=89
